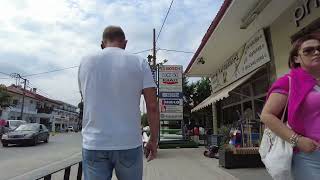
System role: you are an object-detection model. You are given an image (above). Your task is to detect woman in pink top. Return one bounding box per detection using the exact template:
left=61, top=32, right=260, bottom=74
left=261, top=32, right=320, bottom=180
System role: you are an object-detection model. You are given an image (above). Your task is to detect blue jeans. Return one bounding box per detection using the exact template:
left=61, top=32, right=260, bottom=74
left=82, top=146, right=143, bottom=180
left=292, top=150, right=320, bottom=180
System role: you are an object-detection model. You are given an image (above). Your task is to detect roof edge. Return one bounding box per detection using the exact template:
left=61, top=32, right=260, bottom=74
left=184, top=0, right=233, bottom=75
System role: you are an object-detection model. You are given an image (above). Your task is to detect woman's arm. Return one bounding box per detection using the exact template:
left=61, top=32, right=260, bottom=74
left=261, top=93, right=319, bottom=153
left=261, top=93, right=295, bottom=142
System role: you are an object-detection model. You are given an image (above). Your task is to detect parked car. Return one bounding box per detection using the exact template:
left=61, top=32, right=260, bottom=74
left=1, top=123, right=49, bottom=147
left=6, top=120, right=27, bottom=131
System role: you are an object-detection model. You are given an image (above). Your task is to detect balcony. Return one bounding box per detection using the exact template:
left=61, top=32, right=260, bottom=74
left=10, top=107, right=37, bottom=115
left=37, top=107, right=54, bottom=114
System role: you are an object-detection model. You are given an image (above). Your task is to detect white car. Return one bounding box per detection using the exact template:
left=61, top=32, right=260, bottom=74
left=6, top=120, right=27, bottom=130
left=67, top=126, right=74, bottom=132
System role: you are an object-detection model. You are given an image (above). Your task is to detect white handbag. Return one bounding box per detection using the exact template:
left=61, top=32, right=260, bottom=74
left=259, top=77, right=293, bottom=180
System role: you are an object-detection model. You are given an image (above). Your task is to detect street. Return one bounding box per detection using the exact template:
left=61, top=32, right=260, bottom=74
left=0, top=132, right=82, bottom=180
left=0, top=133, right=271, bottom=180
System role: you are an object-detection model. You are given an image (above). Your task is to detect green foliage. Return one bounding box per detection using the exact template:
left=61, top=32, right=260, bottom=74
left=141, top=113, right=148, bottom=127
left=217, top=125, right=232, bottom=147
left=0, top=85, right=12, bottom=110
left=183, top=77, right=212, bottom=126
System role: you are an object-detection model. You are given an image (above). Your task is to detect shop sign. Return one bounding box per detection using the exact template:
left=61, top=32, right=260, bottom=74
left=159, top=72, right=183, bottom=78
left=158, top=65, right=183, bottom=72
left=211, top=29, right=270, bottom=93
left=159, top=99, right=183, bottom=113
left=158, top=65, right=183, bottom=120
left=159, top=92, right=183, bottom=99
left=160, top=112, right=183, bottom=120
left=294, top=0, right=320, bottom=27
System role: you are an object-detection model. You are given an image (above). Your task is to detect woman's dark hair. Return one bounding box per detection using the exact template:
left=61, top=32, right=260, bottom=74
left=288, top=32, right=320, bottom=69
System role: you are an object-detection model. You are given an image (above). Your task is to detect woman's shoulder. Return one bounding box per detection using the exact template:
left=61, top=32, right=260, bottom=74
left=268, top=74, right=290, bottom=95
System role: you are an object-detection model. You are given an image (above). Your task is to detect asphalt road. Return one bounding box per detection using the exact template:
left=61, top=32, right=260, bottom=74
left=0, top=132, right=82, bottom=180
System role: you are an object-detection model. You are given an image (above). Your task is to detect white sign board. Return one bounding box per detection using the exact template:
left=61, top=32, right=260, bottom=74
left=211, top=29, right=271, bottom=93
left=158, top=65, right=183, bottom=121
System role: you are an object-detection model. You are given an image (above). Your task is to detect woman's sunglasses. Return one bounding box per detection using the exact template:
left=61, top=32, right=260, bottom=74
left=301, top=45, right=320, bottom=56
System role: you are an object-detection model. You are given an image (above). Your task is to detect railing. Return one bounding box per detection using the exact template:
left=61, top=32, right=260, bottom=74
left=10, top=153, right=82, bottom=180
left=38, top=161, right=82, bottom=180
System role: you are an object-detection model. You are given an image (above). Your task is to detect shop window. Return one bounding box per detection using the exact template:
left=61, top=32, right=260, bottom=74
left=222, top=104, right=241, bottom=125
left=240, top=84, right=252, bottom=98
left=221, top=92, right=241, bottom=106
left=252, top=75, right=269, bottom=96
left=254, top=97, right=266, bottom=119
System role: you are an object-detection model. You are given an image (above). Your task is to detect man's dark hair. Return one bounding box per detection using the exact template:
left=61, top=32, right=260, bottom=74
left=102, top=26, right=125, bottom=42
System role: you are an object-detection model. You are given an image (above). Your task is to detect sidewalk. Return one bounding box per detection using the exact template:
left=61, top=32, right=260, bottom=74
left=115, top=147, right=271, bottom=180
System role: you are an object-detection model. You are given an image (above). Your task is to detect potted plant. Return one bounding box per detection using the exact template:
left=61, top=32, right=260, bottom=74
left=218, top=125, right=264, bottom=169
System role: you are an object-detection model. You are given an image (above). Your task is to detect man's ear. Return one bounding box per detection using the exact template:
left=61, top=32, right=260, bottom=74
left=123, top=40, right=128, bottom=49
left=101, top=41, right=105, bottom=49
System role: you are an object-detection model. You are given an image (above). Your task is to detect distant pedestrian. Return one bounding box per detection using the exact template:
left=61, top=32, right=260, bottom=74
left=78, top=25, right=159, bottom=180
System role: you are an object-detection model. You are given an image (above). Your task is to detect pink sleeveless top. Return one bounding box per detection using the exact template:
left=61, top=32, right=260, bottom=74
left=273, top=85, right=320, bottom=142
left=300, top=85, right=320, bottom=142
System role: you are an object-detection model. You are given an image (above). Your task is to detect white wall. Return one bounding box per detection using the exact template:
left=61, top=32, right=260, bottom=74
left=270, top=0, right=320, bottom=77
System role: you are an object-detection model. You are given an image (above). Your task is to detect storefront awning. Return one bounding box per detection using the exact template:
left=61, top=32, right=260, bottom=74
left=191, top=69, right=258, bottom=112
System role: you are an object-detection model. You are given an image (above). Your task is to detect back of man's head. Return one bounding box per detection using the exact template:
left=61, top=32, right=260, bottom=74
left=102, top=26, right=125, bottom=42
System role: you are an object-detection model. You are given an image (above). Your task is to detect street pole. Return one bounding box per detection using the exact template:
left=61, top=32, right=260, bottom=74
left=153, top=28, right=156, bottom=69
left=11, top=73, right=28, bottom=120
left=20, top=78, right=27, bottom=120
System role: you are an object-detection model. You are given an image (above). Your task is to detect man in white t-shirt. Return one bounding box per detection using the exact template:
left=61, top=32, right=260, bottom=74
left=78, top=26, right=159, bottom=180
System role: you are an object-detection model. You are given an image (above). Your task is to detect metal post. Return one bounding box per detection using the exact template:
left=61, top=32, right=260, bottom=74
left=20, top=78, right=27, bottom=120
left=10, top=73, right=28, bottom=120
left=64, top=166, right=71, bottom=180
left=153, top=28, right=156, bottom=69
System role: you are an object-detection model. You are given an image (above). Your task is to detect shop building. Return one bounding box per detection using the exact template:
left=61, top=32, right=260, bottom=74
left=185, top=0, right=320, bottom=141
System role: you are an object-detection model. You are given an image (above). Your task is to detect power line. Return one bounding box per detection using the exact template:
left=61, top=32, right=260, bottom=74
left=22, top=66, right=79, bottom=77
left=27, top=81, right=57, bottom=100
left=156, top=0, right=174, bottom=44
left=158, top=48, right=194, bottom=54
left=133, top=49, right=153, bottom=54
left=0, top=71, right=12, bottom=77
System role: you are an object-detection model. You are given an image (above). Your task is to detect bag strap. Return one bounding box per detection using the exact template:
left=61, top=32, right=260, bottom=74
left=280, top=76, right=291, bottom=123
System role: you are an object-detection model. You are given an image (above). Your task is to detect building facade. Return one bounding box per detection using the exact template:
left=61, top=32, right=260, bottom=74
left=0, top=85, right=80, bottom=132
left=185, top=0, right=320, bottom=142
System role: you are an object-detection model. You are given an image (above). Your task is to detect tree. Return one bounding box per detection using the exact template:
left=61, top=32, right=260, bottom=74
left=182, top=77, right=212, bottom=128
left=182, top=77, right=195, bottom=124
left=0, top=84, right=12, bottom=111
left=192, top=77, right=212, bottom=128
left=141, top=113, right=148, bottom=127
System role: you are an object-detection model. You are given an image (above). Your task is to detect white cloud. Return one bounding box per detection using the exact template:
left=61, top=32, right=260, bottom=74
left=0, top=0, right=223, bottom=107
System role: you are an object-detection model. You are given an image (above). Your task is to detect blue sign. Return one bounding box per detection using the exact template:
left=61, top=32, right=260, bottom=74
left=159, top=92, right=183, bottom=99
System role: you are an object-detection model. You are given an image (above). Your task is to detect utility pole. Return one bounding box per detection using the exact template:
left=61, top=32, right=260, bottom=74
left=153, top=28, right=156, bottom=69
left=11, top=73, right=28, bottom=120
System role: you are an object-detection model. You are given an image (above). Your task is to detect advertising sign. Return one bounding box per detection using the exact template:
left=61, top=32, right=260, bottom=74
left=159, top=92, right=183, bottom=99
left=211, top=29, right=271, bottom=93
left=158, top=65, right=183, bottom=121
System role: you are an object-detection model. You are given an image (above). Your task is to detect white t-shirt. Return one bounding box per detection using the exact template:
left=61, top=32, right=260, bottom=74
left=78, top=47, right=156, bottom=150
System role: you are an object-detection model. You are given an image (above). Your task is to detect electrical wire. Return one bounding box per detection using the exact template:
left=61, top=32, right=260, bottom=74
left=22, top=66, right=79, bottom=77
left=158, top=48, right=194, bottom=54
left=156, top=0, right=174, bottom=44
left=133, top=49, right=153, bottom=54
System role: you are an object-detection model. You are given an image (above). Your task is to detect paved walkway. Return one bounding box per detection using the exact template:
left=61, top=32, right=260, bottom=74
left=112, top=147, right=271, bottom=180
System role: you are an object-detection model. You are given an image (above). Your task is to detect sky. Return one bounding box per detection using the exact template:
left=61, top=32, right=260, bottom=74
left=0, top=0, right=223, bottom=107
